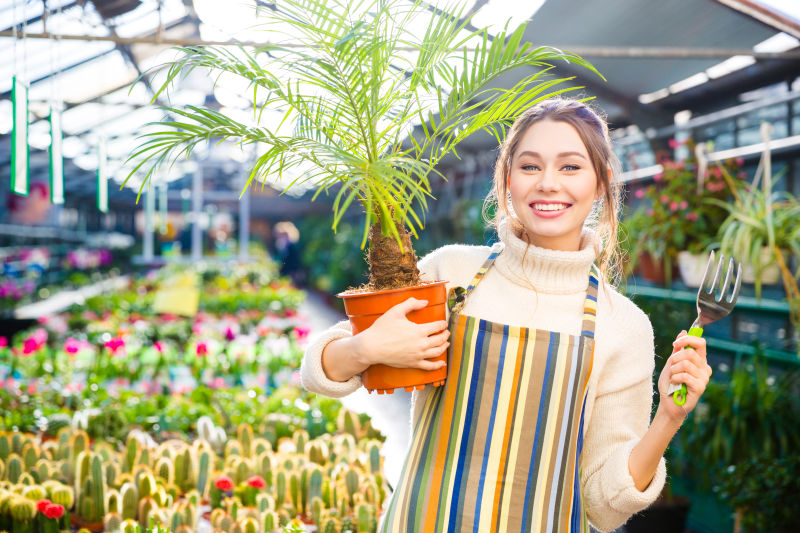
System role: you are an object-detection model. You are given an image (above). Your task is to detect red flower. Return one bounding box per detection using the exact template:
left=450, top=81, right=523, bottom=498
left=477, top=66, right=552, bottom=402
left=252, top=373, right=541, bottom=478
left=23, top=337, right=38, bottom=355
left=37, top=499, right=52, bottom=513
left=43, top=503, right=64, bottom=519
left=215, top=475, right=233, bottom=491
left=246, top=475, right=266, bottom=489
left=196, top=342, right=208, bottom=357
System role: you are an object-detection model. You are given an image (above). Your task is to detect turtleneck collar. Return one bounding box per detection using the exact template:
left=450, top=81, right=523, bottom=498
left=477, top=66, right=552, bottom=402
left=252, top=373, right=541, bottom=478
left=493, top=217, right=598, bottom=294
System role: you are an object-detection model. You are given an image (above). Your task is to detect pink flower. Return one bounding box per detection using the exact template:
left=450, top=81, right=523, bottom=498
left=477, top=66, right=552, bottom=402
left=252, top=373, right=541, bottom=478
left=285, top=309, right=297, bottom=318
left=294, top=326, right=311, bottom=340
left=225, top=327, right=236, bottom=341
left=634, top=189, right=645, bottom=199
left=23, top=337, right=39, bottom=355
left=246, top=475, right=266, bottom=489
left=210, top=377, right=226, bottom=389
left=736, top=157, right=745, bottom=166
left=214, top=475, right=234, bottom=491
left=712, top=167, right=722, bottom=178
left=669, top=202, right=679, bottom=211
left=646, top=209, right=655, bottom=217
left=679, top=200, right=688, bottom=210
left=687, top=212, right=699, bottom=221
left=196, top=342, right=208, bottom=357
left=64, top=337, right=81, bottom=354
left=668, top=138, right=679, bottom=149
left=105, top=337, right=125, bottom=354
left=154, top=341, right=164, bottom=353
left=653, top=173, right=663, bottom=182
left=660, top=194, right=670, bottom=204
left=0, top=336, right=7, bottom=348
left=27, top=382, right=37, bottom=395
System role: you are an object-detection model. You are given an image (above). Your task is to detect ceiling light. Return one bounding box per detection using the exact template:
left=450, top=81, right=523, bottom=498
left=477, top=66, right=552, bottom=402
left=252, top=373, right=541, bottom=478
left=753, top=32, right=800, bottom=53
left=705, top=55, right=756, bottom=79
left=669, top=73, right=709, bottom=94
left=638, top=88, right=669, bottom=104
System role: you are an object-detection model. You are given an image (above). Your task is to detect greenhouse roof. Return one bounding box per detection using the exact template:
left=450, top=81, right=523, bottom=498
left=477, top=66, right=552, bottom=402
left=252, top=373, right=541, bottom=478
left=0, top=0, right=798, bottom=204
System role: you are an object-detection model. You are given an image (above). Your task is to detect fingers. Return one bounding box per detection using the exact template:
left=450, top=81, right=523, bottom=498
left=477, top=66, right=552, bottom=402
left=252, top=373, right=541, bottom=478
left=421, top=320, right=449, bottom=336
left=669, top=359, right=712, bottom=380
left=416, top=358, right=447, bottom=371
left=672, top=332, right=707, bottom=356
left=390, top=297, right=429, bottom=317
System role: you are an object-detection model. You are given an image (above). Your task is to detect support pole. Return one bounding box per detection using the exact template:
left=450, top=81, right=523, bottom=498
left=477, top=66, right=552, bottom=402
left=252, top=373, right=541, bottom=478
left=192, top=166, right=203, bottom=261
left=144, top=186, right=155, bottom=262
left=239, top=171, right=250, bottom=262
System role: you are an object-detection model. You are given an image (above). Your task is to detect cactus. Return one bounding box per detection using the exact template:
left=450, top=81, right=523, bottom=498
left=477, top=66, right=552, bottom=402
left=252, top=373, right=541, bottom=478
left=341, top=516, right=356, bottom=533
left=6, top=453, right=22, bottom=483
left=322, top=517, right=340, bottom=533
left=219, top=513, right=235, bottom=532
left=104, top=511, right=123, bottom=533
left=138, top=447, right=151, bottom=466
left=239, top=516, right=259, bottom=533
left=255, top=493, right=274, bottom=512
left=309, top=442, right=327, bottom=466
left=263, top=510, right=278, bottom=533
left=344, top=469, right=359, bottom=509
left=124, top=435, right=139, bottom=473
left=311, top=496, right=323, bottom=527
left=21, top=485, right=45, bottom=501
left=21, top=444, right=38, bottom=470
left=253, top=438, right=272, bottom=456
left=307, top=467, right=323, bottom=507
left=138, top=496, right=157, bottom=527
left=106, top=488, right=121, bottom=514
left=106, top=462, right=120, bottom=487
left=18, top=472, right=34, bottom=485
left=289, top=472, right=300, bottom=513
left=74, top=451, right=90, bottom=498
left=90, top=454, right=106, bottom=521
left=257, top=452, right=273, bottom=488
left=70, top=431, right=89, bottom=462
left=196, top=449, right=211, bottom=497
left=120, top=518, right=139, bottom=533
left=35, top=459, right=50, bottom=482
left=275, top=471, right=286, bottom=508
left=293, top=430, right=309, bottom=454
left=234, top=458, right=251, bottom=485
left=0, top=434, right=9, bottom=460
left=237, top=424, right=254, bottom=458
left=337, top=410, right=361, bottom=439
left=138, top=471, right=157, bottom=499
left=357, top=503, right=373, bottom=532
left=154, top=457, right=174, bottom=485
left=120, top=482, right=138, bottom=520
left=174, top=447, right=194, bottom=493
left=367, top=443, right=381, bottom=473
left=321, top=478, right=332, bottom=509
left=50, top=483, right=74, bottom=529
left=10, top=495, right=37, bottom=533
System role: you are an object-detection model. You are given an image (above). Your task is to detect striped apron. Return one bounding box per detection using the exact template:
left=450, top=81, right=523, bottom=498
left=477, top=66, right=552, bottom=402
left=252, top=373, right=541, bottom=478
left=381, top=242, right=598, bottom=533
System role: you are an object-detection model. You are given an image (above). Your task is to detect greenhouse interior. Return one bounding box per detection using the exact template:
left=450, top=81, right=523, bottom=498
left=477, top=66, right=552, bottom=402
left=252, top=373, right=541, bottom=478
left=1, top=0, right=799, bottom=532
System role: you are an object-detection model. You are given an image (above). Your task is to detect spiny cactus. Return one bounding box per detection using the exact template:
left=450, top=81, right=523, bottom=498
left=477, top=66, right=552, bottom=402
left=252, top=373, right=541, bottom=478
left=253, top=438, right=272, bottom=456
left=120, top=482, right=138, bottom=520
left=341, top=516, right=356, bottom=533
left=10, top=495, right=36, bottom=533
left=21, top=485, right=44, bottom=501
left=197, top=449, right=211, bottom=497
left=257, top=452, right=273, bottom=488
left=124, top=435, right=139, bottom=473
left=0, top=433, right=10, bottom=460
left=275, top=471, right=286, bottom=508
left=367, top=442, right=381, bottom=474
left=263, top=509, right=279, bottom=533
left=138, top=497, right=157, bottom=527
left=154, top=457, right=174, bottom=485
left=289, top=472, right=300, bottom=514
left=21, top=443, right=38, bottom=470
left=138, top=470, right=157, bottom=499
left=308, top=442, right=327, bottom=466
left=104, top=511, right=123, bottom=533
left=321, top=478, right=332, bottom=509
left=311, top=496, right=324, bottom=527
left=174, top=447, right=194, bottom=494
left=106, top=488, right=121, bottom=514
left=35, top=459, right=50, bottom=482
left=337, top=410, right=361, bottom=439
left=234, top=457, right=251, bottom=486
left=239, top=515, right=259, bottom=533
left=322, top=517, right=340, bottom=533
left=293, top=430, right=309, bottom=454
left=120, top=518, right=139, bottom=533
left=70, top=431, right=89, bottom=462
left=344, top=469, right=359, bottom=509
left=18, top=472, right=35, bottom=485
left=237, top=424, right=254, bottom=458
left=357, top=503, right=376, bottom=533
left=106, top=462, right=120, bottom=487
left=6, top=453, right=22, bottom=483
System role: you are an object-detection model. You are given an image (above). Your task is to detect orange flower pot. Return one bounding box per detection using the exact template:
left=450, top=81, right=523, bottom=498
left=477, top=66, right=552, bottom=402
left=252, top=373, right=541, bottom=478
left=338, top=281, right=448, bottom=394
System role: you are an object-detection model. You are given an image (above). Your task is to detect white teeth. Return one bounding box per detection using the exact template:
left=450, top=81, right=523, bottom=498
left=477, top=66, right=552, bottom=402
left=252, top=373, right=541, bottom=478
left=532, top=203, right=569, bottom=211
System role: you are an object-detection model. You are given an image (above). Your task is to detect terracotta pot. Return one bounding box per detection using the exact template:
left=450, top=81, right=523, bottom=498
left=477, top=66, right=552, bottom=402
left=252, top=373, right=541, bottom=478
left=639, top=252, right=667, bottom=284
left=338, top=281, right=448, bottom=394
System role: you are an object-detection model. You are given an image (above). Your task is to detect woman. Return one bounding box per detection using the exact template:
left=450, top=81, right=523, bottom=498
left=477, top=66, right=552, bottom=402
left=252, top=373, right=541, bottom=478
left=300, top=97, right=710, bottom=532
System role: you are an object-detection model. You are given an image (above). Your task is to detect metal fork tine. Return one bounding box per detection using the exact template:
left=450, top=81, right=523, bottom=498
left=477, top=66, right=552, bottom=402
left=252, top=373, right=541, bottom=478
left=729, top=262, right=743, bottom=305
left=720, top=257, right=734, bottom=301
left=701, top=250, right=716, bottom=294
left=709, top=252, right=724, bottom=296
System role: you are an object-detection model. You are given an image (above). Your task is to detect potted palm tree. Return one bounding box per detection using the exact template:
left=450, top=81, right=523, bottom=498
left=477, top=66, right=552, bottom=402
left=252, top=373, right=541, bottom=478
left=124, top=0, right=602, bottom=393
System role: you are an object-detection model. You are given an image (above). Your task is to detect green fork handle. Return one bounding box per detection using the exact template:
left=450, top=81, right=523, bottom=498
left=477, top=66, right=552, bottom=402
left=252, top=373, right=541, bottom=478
left=673, top=326, right=704, bottom=406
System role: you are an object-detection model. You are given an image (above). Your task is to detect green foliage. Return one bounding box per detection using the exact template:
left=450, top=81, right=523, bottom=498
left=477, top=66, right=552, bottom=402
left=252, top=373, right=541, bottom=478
left=126, top=0, right=599, bottom=256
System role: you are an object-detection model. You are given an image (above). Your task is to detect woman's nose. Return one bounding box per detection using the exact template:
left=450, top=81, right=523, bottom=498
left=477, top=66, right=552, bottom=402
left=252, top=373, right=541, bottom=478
left=537, top=167, right=561, bottom=191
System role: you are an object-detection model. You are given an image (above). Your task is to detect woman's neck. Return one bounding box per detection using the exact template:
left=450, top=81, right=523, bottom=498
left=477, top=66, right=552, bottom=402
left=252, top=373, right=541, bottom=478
left=494, top=217, right=597, bottom=294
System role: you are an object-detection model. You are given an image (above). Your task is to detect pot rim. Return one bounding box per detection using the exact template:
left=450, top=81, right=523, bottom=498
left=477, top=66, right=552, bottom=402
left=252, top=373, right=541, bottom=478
left=336, top=279, right=447, bottom=299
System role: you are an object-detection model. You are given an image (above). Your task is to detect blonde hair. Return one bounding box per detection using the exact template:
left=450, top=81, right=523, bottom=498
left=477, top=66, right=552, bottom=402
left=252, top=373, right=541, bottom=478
left=483, top=96, right=624, bottom=285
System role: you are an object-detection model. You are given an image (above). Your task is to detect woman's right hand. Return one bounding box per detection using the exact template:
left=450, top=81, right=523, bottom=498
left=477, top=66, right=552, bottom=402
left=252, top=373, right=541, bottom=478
left=353, top=297, right=450, bottom=371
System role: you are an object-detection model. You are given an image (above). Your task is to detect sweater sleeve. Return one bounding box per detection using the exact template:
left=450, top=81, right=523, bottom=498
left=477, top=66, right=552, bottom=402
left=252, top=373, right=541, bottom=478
left=581, top=296, right=667, bottom=532
left=299, top=246, right=451, bottom=398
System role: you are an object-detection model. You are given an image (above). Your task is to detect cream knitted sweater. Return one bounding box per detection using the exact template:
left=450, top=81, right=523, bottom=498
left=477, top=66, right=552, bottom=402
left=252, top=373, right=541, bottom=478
left=300, top=219, right=667, bottom=532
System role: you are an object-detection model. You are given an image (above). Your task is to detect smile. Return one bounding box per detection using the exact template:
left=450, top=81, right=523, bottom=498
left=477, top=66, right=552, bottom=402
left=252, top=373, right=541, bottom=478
left=531, top=203, right=571, bottom=212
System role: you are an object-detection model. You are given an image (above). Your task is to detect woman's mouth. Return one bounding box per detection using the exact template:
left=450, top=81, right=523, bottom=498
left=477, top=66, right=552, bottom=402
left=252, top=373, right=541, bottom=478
left=530, top=202, right=571, bottom=217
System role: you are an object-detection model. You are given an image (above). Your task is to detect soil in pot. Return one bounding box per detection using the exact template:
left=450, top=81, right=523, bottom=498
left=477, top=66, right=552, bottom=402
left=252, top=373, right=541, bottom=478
left=339, top=280, right=448, bottom=394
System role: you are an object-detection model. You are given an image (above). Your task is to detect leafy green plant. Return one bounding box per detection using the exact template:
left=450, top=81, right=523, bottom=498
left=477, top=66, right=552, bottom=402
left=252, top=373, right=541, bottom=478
left=125, top=0, right=601, bottom=290
left=715, top=452, right=800, bottom=533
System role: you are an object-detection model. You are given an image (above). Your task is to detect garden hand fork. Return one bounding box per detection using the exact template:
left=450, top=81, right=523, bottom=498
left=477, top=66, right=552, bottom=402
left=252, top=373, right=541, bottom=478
left=669, top=251, right=742, bottom=405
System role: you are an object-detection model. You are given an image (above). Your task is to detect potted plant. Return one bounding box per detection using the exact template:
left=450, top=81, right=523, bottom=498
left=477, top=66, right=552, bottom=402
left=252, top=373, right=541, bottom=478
left=671, top=353, right=800, bottom=532
left=624, top=139, right=744, bottom=286
left=123, top=0, right=602, bottom=392
left=710, top=163, right=800, bottom=323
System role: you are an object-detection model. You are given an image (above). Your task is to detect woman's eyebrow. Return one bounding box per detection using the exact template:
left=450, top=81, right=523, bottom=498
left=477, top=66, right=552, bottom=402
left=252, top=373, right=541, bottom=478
left=517, top=150, right=587, bottom=160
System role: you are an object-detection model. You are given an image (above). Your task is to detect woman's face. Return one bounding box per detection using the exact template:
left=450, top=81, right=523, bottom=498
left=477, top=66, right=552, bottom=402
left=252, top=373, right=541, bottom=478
left=508, top=119, right=601, bottom=251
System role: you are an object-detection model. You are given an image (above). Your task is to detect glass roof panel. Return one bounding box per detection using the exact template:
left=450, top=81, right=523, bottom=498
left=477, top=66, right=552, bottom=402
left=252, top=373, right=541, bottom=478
left=113, top=0, right=187, bottom=38
left=27, top=51, right=137, bottom=104
left=61, top=102, right=134, bottom=136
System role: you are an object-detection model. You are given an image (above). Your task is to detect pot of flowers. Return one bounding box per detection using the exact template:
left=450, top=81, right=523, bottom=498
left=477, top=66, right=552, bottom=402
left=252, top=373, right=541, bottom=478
left=124, top=0, right=602, bottom=393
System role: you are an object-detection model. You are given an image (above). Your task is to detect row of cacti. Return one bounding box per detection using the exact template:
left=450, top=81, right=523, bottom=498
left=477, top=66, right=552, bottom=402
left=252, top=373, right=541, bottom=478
left=0, top=408, right=384, bottom=533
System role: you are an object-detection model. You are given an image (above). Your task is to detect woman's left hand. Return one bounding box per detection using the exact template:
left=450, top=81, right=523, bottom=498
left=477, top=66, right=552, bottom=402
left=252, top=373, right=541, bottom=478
left=657, top=330, right=712, bottom=421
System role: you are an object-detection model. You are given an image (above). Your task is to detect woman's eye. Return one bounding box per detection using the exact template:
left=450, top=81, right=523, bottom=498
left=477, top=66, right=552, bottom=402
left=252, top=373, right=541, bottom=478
left=521, top=164, right=539, bottom=171
left=562, top=164, right=580, bottom=171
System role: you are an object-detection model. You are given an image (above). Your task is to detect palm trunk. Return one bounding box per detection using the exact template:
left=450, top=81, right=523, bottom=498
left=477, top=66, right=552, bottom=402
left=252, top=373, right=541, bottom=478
left=367, top=218, right=421, bottom=291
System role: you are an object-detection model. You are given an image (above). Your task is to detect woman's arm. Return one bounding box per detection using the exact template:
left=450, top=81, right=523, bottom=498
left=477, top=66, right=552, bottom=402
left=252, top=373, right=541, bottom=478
left=628, top=331, right=711, bottom=490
